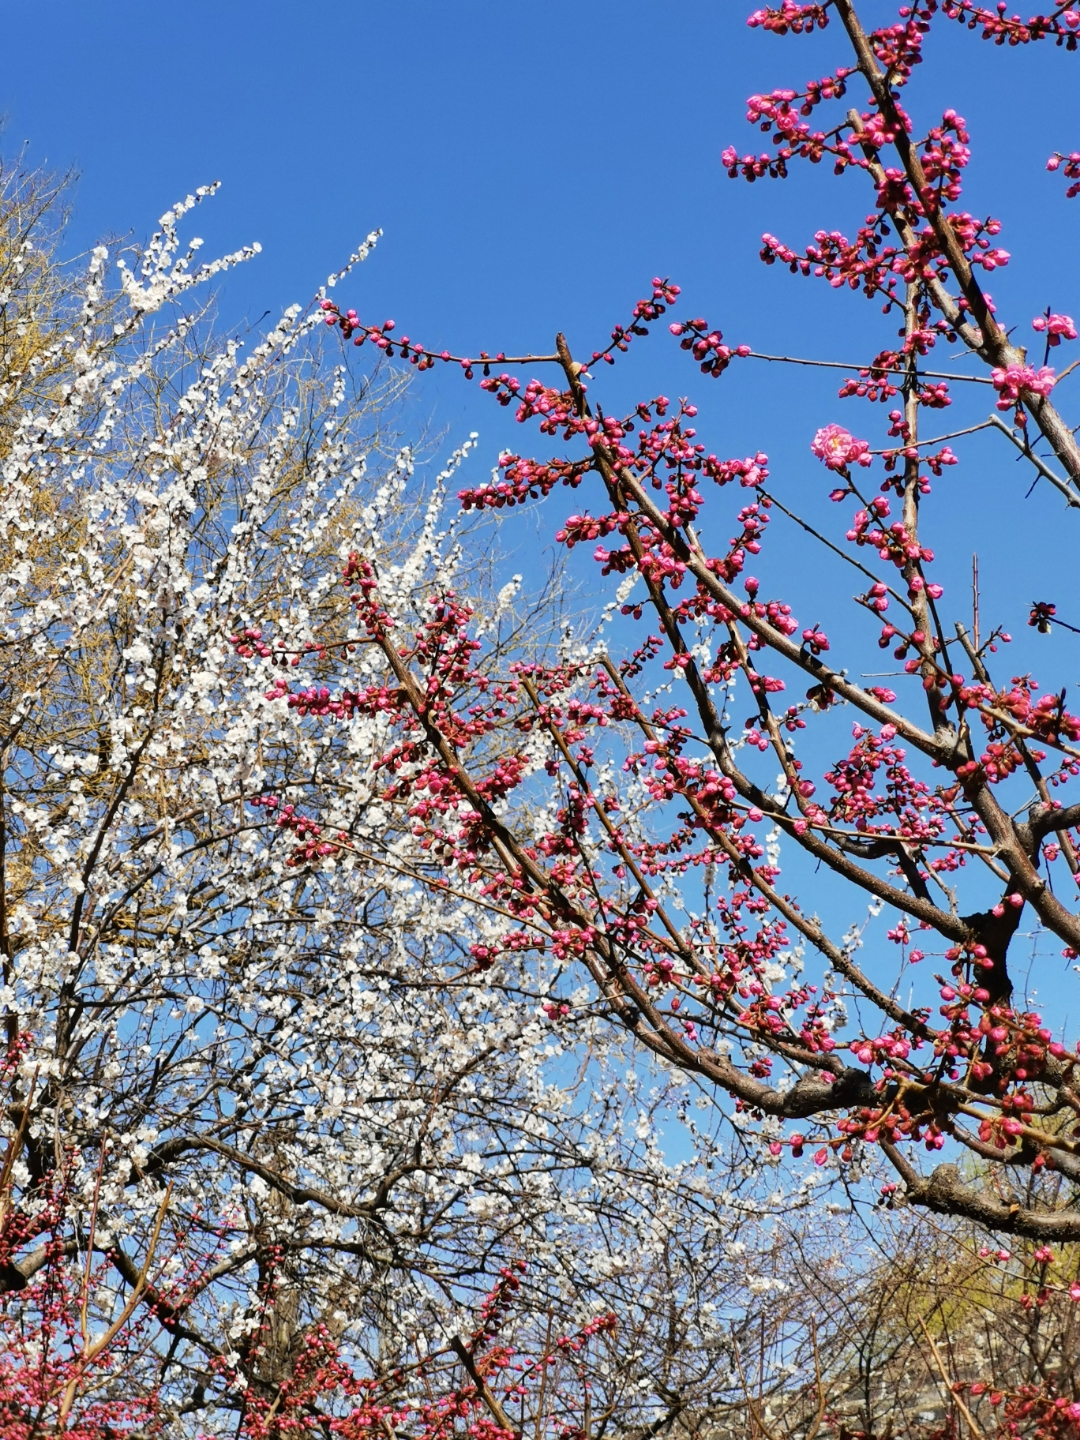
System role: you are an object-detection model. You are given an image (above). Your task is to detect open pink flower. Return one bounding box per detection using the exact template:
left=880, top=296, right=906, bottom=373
left=990, top=363, right=1056, bottom=409
left=1032, top=313, right=1077, bottom=345
left=811, top=423, right=872, bottom=471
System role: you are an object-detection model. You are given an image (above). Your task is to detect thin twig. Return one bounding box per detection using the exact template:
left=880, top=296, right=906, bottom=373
left=747, top=351, right=995, bottom=384
left=987, top=413, right=1080, bottom=508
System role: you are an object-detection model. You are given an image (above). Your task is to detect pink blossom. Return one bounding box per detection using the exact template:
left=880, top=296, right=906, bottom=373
left=811, top=423, right=872, bottom=471
left=990, top=363, right=1056, bottom=409
left=1032, top=312, right=1077, bottom=345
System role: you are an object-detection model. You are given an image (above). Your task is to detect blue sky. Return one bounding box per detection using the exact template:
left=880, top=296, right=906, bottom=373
left=2, top=1, right=1074, bottom=568
left=4, top=1, right=1080, bottom=1017
left=4, top=3, right=1076, bottom=401
left=2, top=4, right=1074, bottom=408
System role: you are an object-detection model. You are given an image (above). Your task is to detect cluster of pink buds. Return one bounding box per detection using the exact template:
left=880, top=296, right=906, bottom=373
left=251, top=798, right=344, bottom=865
left=943, top=1, right=1080, bottom=45
left=1029, top=600, right=1057, bottom=632
left=668, top=318, right=751, bottom=377
left=588, top=279, right=682, bottom=367
left=1048, top=150, right=1080, bottom=196
left=285, top=685, right=364, bottom=720
left=229, top=627, right=273, bottom=659
left=473, top=1260, right=527, bottom=1336
left=746, top=1, right=830, bottom=33
left=771, top=1132, right=832, bottom=1166
left=722, top=146, right=790, bottom=181
left=851, top=1031, right=912, bottom=1066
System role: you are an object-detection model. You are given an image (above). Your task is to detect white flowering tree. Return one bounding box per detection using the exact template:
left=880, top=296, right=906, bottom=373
left=0, top=169, right=821, bottom=1436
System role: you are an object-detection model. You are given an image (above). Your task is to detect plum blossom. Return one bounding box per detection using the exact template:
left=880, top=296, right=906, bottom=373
left=990, top=363, right=1057, bottom=409
left=811, top=424, right=872, bottom=471
left=1032, top=312, right=1077, bottom=345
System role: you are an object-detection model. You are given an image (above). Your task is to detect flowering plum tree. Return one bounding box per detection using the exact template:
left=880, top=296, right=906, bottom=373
left=264, top=0, right=1080, bottom=1243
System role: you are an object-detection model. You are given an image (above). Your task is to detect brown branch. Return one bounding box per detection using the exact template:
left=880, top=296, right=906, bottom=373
left=450, top=1337, right=519, bottom=1436
left=882, top=1141, right=1080, bottom=1240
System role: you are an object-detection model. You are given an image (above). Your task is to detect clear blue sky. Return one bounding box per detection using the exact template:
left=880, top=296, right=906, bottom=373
left=3, top=1, right=1079, bottom=1005
left=3, top=1, right=1077, bottom=706
left=3, top=2, right=1075, bottom=433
